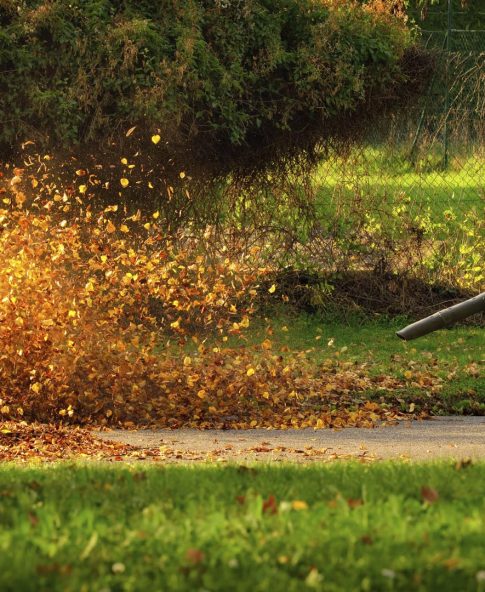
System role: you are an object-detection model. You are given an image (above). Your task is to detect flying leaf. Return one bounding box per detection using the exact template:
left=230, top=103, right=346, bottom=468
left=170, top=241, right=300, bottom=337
left=106, top=221, right=116, bottom=233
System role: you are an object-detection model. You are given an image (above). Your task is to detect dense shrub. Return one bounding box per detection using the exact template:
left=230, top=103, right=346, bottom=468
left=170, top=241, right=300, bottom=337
left=0, top=0, right=431, bottom=179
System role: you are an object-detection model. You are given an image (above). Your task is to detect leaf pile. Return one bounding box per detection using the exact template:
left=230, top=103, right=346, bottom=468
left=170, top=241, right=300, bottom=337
left=0, top=421, right=134, bottom=462
left=0, top=172, right=421, bottom=429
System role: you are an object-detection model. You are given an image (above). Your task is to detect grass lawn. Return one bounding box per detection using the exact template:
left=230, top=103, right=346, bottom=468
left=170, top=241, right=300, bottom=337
left=315, top=150, right=483, bottom=222
left=1, top=463, right=485, bottom=591
left=249, top=313, right=484, bottom=413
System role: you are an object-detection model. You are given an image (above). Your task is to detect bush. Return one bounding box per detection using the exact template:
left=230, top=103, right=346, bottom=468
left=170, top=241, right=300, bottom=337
left=0, top=0, right=431, bottom=179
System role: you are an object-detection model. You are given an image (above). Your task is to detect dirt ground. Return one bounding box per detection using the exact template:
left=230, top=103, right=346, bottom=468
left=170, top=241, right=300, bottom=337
left=95, top=416, right=485, bottom=463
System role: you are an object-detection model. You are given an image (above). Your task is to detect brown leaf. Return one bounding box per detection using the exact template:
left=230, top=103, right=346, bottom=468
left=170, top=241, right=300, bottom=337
left=28, top=512, right=39, bottom=527
left=347, top=498, right=364, bottom=509
left=455, top=458, right=473, bottom=471
left=421, top=486, right=439, bottom=504
left=262, top=495, right=278, bottom=514
left=185, top=548, right=205, bottom=565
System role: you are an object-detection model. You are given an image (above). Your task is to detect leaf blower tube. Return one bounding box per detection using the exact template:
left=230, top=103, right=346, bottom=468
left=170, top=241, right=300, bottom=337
left=396, top=292, right=485, bottom=341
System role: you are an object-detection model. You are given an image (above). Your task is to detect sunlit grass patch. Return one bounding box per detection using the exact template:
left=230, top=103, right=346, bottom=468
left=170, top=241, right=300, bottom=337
left=0, top=462, right=484, bottom=591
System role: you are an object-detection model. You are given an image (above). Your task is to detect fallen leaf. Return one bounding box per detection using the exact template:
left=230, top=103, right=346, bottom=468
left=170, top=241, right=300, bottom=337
left=421, top=486, right=439, bottom=504
left=263, top=495, right=278, bottom=514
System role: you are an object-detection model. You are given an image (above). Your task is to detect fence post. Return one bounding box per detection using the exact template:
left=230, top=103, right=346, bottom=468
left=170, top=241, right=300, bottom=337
left=443, top=0, right=452, bottom=169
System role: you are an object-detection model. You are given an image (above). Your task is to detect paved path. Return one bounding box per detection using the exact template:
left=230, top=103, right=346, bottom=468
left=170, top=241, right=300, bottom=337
left=96, top=417, right=485, bottom=462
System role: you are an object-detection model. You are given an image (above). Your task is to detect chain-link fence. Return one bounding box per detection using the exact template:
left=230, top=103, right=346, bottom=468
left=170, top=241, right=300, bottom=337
left=294, top=4, right=484, bottom=300
left=316, top=4, right=484, bottom=221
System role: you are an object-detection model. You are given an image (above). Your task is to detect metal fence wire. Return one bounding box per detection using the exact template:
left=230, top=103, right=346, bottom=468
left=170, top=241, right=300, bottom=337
left=316, top=3, right=484, bottom=221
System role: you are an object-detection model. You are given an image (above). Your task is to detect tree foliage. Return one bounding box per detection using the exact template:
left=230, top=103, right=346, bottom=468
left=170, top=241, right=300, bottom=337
left=0, top=0, right=431, bottom=178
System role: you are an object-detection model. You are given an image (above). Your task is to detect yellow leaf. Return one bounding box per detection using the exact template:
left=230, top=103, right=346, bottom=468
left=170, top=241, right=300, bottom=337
left=179, top=171, right=186, bottom=179
left=240, top=316, right=250, bottom=328
left=291, top=500, right=308, bottom=511
left=183, top=356, right=192, bottom=367
left=79, top=185, right=87, bottom=194
left=197, top=389, right=206, bottom=399
left=120, top=178, right=129, bottom=188
left=31, top=382, right=41, bottom=394
left=246, top=368, right=255, bottom=377
left=152, top=211, right=160, bottom=219
left=268, top=284, right=276, bottom=294
left=68, top=310, right=77, bottom=318
left=151, top=134, right=161, bottom=145
left=15, top=192, right=26, bottom=206
left=106, top=221, right=116, bottom=233
left=14, top=317, right=24, bottom=327
left=120, top=158, right=128, bottom=165
left=120, top=224, right=129, bottom=233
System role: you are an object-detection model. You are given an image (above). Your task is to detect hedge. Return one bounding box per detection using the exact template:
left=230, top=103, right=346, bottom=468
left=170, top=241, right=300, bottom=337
left=0, top=0, right=432, bottom=178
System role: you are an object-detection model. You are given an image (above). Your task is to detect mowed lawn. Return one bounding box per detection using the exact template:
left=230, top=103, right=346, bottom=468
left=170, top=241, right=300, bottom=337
left=315, top=151, right=484, bottom=223
left=1, top=463, right=485, bottom=591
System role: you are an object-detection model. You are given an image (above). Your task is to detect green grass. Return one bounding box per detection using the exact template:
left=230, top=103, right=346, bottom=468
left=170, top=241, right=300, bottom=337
left=249, top=313, right=484, bottom=413
left=314, top=150, right=484, bottom=222
left=1, top=463, right=485, bottom=591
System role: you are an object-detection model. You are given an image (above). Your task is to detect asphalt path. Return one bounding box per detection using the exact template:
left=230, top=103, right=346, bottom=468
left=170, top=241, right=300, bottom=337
left=96, top=416, right=485, bottom=462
